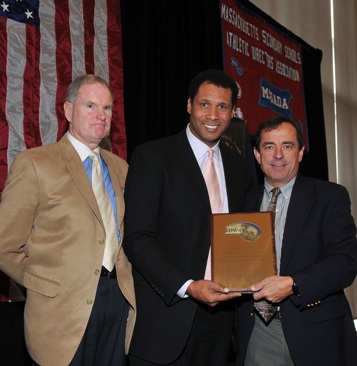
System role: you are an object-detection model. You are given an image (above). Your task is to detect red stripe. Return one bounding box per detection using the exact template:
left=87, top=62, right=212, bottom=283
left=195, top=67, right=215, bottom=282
left=23, top=24, right=41, bottom=149
left=54, top=0, right=73, bottom=140
left=0, top=18, right=9, bottom=199
left=0, top=271, right=10, bottom=302
left=107, top=0, right=127, bottom=160
left=0, top=293, right=10, bottom=302
left=83, top=0, right=95, bottom=74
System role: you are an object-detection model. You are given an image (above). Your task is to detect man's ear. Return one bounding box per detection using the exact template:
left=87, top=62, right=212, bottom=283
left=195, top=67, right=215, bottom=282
left=187, top=98, right=192, bottom=115
left=298, top=146, right=305, bottom=162
left=63, top=101, right=73, bottom=122
left=253, top=147, right=261, bottom=164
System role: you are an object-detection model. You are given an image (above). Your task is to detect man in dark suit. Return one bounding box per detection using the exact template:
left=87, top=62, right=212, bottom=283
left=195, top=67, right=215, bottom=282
left=123, top=69, right=251, bottom=365
left=235, top=115, right=357, bottom=366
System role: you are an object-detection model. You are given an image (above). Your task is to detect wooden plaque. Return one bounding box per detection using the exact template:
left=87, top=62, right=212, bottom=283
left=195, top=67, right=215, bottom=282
left=211, top=212, right=277, bottom=292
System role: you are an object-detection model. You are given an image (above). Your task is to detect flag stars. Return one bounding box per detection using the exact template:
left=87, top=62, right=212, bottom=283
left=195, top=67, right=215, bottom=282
left=25, top=8, right=33, bottom=19
left=1, top=1, right=9, bottom=12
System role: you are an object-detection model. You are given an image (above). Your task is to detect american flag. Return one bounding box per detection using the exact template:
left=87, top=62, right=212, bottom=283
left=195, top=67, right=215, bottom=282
left=0, top=0, right=127, bottom=199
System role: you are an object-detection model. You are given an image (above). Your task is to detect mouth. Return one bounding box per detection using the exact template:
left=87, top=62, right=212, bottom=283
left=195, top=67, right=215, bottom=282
left=272, top=163, right=286, bottom=168
left=204, top=124, right=219, bottom=131
left=94, top=122, right=106, bottom=128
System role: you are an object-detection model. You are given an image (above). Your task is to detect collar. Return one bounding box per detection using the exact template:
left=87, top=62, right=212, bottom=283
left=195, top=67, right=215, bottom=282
left=185, top=124, right=221, bottom=162
left=66, top=132, right=100, bottom=162
left=264, top=175, right=297, bottom=199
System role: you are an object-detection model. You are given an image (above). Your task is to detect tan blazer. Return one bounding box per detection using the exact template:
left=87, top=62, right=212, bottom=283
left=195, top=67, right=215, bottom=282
left=0, top=135, right=136, bottom=366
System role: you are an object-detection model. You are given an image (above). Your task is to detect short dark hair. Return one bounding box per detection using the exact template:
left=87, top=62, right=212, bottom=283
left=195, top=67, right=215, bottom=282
left=255, top=115, right=305, bottom=151
left=188, top=69, right=238, bottom=107
left=66, top=74, right=113, bottom=103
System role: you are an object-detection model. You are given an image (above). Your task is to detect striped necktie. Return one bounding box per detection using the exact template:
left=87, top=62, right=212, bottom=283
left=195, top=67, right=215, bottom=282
left=254, top=187, right=281, bottom=323
left=90, top=152, right=119, bottom=271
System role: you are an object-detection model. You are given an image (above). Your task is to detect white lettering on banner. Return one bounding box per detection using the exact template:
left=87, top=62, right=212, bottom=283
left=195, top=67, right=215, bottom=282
left=221, top=4, right=259, bottom=40
left=251, top=46, right=265, bottom=64
left=261, top=87, right=290, bottom=110
left=275, top=61, right=300, bottom=81
left=227, top=32, right=250, bottom=56
left=284, top=45, right=301, bottom=64
left=262, top=30, right=283, bottom=54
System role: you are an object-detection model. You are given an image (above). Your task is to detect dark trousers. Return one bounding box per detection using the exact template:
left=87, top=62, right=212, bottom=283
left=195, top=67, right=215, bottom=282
left=70, top=277, right=129, bottom=366
left=128, top=301, right=235, bottom=366
left=0, top=301, right=31, bottom=366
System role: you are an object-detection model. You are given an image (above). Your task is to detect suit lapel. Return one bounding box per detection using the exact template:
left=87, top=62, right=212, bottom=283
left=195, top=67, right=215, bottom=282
left=220, top=145, right=235, bottom=211
left=280, top=175, right=314, bottom=274
left=173, top=131, right=211, bottom=212
left=245, top=186, right=264, bottom=212
left=221, top=143, right=248, bottom=212
left=59, top=136, right=103, bottom=225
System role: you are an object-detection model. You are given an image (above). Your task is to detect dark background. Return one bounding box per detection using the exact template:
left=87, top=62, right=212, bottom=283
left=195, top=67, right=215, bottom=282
left=120, top=0, right=328, bottom=182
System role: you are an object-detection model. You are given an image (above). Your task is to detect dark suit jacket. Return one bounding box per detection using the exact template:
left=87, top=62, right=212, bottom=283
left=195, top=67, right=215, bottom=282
left=123, top=129, right=251, bottom=364
left=235, top=174, right=357, bottom=366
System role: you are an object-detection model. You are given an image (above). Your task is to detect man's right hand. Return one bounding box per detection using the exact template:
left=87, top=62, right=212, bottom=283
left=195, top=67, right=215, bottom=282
left=186, top=280, right=241, bottom=307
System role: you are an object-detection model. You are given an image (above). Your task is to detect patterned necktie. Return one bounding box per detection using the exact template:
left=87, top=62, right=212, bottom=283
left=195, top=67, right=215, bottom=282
left=203, top=149, right=222, bottom=279
left=90, top=152, right=119, bottom=271
left=254, top=187, right=281, bottom=323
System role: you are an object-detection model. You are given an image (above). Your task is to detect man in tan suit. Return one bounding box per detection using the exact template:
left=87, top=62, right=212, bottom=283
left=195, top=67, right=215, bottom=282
left=0, top=74, right=136, bottom=366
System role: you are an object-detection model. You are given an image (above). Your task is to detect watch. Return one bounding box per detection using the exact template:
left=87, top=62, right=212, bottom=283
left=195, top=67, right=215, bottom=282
left=292, top=281, right=300, bottom=296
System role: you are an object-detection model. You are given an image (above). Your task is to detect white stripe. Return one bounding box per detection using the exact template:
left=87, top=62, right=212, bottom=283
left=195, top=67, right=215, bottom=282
left=6, top=19, right=26, bottom=170
left=69, top=0, right=86, bottom=79
left=39, top=0, right=58, bottom=145
left=94, top=0, right=109, bottom=81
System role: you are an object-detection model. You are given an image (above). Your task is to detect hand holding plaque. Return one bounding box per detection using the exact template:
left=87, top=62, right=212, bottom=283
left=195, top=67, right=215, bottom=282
left=211, top=212, right=277, bottom=292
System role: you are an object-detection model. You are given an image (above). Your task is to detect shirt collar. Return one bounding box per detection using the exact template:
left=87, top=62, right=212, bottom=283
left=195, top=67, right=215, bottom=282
left=186, top=124, right=221, bottom=161
left=264, top=175, right=297, bottom=199
left=66, top=132, right=100, bottom=162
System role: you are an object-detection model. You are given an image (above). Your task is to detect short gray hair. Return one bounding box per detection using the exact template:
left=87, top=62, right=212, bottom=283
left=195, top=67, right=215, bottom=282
left=66, top=74, right=113, bottom=103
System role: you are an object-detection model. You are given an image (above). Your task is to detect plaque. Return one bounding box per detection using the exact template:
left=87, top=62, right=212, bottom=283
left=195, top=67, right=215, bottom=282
left=211, top=212, right=277, bottom=292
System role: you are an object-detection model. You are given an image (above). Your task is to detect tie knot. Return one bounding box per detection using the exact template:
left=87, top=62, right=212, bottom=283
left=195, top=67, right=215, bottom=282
left=208, top=149, right=214, bottom=159
left=271, top=187, right=281, bottom=199
left=268, top=187, right=281, bottom=212
left=89, top=151, right=100, bottom=162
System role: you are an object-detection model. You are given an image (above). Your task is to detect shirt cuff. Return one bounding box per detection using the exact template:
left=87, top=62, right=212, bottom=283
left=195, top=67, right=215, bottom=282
left=177, top=279, right=194, bottom=298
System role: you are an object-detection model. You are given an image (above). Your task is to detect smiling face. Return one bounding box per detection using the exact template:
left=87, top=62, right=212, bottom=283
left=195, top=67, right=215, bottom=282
left=64, top=82, right=113, bottom=150
left=187, top=81, right=234, bottom=147
left=254, top=122, right=304, bottom=187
